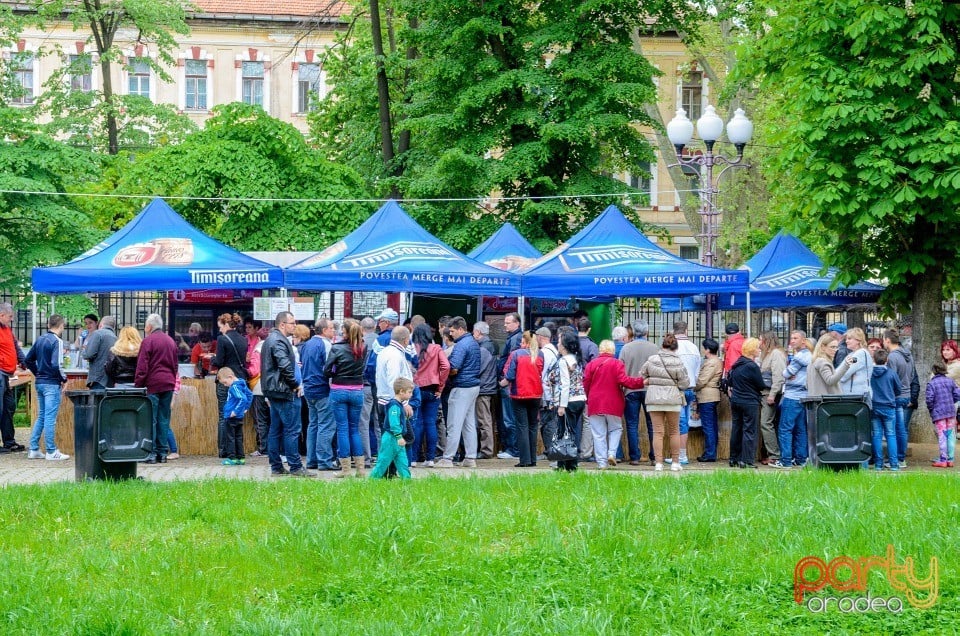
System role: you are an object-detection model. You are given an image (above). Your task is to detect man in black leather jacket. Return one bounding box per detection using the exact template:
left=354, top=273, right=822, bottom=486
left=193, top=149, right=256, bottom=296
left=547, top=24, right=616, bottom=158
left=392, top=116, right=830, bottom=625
left=262, top=311, right=307, bottom=476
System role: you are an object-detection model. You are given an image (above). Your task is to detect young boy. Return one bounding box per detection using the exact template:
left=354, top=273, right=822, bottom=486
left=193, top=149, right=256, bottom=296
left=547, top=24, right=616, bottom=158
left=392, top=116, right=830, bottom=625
left=371, top=377, right=413, bottom=479
left=217, top=367, right=253, bottom=466
left=870, top=349, right=903, bottom=471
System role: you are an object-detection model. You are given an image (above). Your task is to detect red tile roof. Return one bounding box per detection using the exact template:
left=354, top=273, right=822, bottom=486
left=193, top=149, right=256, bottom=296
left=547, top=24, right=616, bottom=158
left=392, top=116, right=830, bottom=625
left=191, top=0, right=350, bottom=19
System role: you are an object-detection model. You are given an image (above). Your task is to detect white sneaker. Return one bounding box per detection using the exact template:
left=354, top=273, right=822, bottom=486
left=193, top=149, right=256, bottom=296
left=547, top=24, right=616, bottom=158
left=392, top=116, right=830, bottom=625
left=425, top=460, right=435, bottom=468
left=655, top=463, right=664, bottom=472
left=27, top=449, right=45, bottom=459
left=434, top=459, right=454, bottom=468
left=461, top=458, right=477, bottom=468
left=671, top=462, right=682, bottom=472
left=410, top=462, right=418, bottom=468
left=45, top=450, right=70, bottom=461
left=496, top=451, right=517, bottom=459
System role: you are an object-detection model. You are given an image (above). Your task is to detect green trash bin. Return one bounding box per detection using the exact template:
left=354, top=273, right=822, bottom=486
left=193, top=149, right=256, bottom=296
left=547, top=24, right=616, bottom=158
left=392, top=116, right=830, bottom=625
left=801, top=394, right=873, bottom=469
left=67, top=389, right=153, bottom=482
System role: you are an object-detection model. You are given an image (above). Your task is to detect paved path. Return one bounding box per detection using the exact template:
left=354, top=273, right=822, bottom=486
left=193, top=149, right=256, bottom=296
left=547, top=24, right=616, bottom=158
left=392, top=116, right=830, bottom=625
left=0, top=445, right=946, bottom=486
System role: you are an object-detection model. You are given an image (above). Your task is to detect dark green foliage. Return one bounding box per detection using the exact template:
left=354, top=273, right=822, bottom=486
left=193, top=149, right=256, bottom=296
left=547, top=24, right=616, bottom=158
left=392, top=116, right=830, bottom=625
left=116, top=103, right=372, bottom=250
left=313, top=0, right=696, bottom=250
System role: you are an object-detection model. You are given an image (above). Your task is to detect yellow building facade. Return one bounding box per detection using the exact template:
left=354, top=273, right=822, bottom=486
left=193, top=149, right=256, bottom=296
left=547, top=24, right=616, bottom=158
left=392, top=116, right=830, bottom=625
left=5, top=3, right=710, bottom=255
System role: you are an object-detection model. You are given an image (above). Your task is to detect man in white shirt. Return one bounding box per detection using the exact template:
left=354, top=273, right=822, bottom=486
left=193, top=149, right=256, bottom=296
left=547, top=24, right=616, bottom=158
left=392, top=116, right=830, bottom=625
left=674, top=321, right=701, bottom=465
left=536, top=326, right=560, bottom=460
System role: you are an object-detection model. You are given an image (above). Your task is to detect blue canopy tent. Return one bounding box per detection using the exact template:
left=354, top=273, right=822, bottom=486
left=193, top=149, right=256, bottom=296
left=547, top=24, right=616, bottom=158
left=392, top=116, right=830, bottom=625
left=31, top=197, right=283, bottom=293
left=661, top=232, right=884, bottom=311
left=520, top=205, right=749, bottom=298
left=284, top=200, right=521, bottom=295
left=468, top=222, right=542, bottom=272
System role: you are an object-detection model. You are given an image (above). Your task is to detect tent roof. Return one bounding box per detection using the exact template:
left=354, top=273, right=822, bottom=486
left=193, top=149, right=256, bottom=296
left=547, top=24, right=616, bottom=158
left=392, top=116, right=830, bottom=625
left=284, top=200, right=520, bottom=295
left=31, top=198, right=283, bottom=293
left=737, top=232, right=884, bottom=308
left=520, top=205, right=748, bottom=297
left=467, top=223, right=542, bottom=272
left=662, top=232, right=884, bottom=310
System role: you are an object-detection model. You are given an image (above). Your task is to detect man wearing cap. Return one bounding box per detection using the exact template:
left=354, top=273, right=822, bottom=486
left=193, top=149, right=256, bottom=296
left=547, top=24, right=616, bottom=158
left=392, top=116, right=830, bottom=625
left=537, top=326, right=560, bottom=458
left=721, top=323, right=744, bottom=375
left=827, top=323, right=850, bottom=368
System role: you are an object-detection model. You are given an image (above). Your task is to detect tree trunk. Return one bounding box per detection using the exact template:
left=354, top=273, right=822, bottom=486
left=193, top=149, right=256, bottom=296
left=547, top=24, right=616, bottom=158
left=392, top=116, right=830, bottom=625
left=100, top=55, right=119, bottom=155
left=369, top=0, right=394, bottom=169
left=910, top=269, right=944, bottom=444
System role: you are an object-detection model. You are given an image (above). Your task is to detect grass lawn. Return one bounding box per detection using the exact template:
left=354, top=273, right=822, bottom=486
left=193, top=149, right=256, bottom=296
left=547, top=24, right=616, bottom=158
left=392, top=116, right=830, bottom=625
left=1, top=470, right=955, bottom=635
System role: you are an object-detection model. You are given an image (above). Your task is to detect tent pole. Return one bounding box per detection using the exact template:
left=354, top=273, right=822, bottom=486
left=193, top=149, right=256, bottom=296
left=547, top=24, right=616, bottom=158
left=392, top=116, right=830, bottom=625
left=476, top=295, right=482, bottom=323
left=518, top=295, right=525, bottom=331
left=31, top=292, right=37, bottom=344
left=745, top=292, right=751, bottom=338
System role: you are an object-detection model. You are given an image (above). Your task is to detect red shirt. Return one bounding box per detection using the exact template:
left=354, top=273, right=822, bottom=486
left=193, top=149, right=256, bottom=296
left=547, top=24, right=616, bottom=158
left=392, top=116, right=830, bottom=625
left=583, top=353, right=645, bottom=417
left=136, top=331, right=179, bottom=394
left=722, top=333, right=745, bottom=374
left=0, top=325, right=20, bottom=373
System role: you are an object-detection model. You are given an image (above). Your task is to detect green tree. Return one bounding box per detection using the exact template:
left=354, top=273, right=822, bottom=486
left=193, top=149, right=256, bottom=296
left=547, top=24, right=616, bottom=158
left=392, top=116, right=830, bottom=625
left=741, top=0, right=960, bottom=439
left=0, top=131, right=106, bottom=291
left=30, top=0, right=194, bottom=154
left=115, top=103, right=371, bottom=250
left=313, top=0, right=699, bottom=250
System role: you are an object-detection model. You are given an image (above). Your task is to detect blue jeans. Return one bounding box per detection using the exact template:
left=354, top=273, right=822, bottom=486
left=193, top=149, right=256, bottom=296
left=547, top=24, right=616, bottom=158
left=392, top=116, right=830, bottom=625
left=872, top=405, right=898, bottom=469
left=895, top=397, right=911, bottom=463
left=30, top=383, right=62, bottom=453
left=414, top=389, right=440, bottom=463
left=148, top=391, right=173, bottom=457
left=498, top=385, right=517, bottom=456
left=699, top=400, right=718, bottom=459
left=168, top=429, right=178, bottom=454
left=623, top=391, right=653, bottom=461
left=268, top=397, right=303, bottom=472
left=778, top=397, right=807, bottom=465
left=330, top=388, right=364, bottom=458
left=678, top=388, right=696, bottom=435
left=306, top=395, right=336, bottom=468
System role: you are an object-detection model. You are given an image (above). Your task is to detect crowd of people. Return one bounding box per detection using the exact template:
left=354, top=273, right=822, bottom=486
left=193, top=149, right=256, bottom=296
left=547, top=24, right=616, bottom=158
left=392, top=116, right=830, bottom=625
left=1, top=302, right=957, bottom=475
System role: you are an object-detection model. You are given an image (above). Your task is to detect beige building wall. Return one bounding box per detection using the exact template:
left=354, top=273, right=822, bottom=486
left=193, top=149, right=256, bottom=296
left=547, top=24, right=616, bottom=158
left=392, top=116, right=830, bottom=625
left=5, top=6, right=345, bottom=135
left=6, top=6, right=714, bottom=256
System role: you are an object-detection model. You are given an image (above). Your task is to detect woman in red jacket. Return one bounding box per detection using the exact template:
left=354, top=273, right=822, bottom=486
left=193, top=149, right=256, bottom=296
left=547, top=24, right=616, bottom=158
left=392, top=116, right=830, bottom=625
left=502, top=331, right=544, bottom=467
left=583, top=339, right=644, bottom=470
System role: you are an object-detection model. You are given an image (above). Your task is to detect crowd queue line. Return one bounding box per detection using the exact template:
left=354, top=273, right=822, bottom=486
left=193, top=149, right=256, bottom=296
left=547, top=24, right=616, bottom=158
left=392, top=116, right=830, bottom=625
left=1, top=301, right=954, bottom=476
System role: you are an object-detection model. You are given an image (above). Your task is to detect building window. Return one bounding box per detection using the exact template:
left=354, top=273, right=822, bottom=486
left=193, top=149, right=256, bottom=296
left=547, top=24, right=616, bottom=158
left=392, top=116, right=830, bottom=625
left=679, top=245, right=700, bottom=262
left=628, top=162, right=652, bottom=195
left=128, top=58, right=151, bottom=98
left=68, top=54, right=92, bottom=92
left=680, top=70, right=703, bottom=121
left=297, top=63, right=321, bottom=113
left=10, top=52, right=34, bottom=105
left=242, top=61, right=264, bottom=106
left=184, top=59, right=207, bottom=110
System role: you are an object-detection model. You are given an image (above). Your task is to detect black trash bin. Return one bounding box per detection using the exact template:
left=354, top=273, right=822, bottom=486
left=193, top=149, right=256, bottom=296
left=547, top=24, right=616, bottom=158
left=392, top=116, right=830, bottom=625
left=67, top=388, right=154, bottom=482
left=801, top=394, right=873, bottom=469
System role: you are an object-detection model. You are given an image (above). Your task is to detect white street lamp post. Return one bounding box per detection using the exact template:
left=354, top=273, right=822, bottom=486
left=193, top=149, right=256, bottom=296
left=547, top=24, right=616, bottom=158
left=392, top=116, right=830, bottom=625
left=666, top=105, right=753, bottom=338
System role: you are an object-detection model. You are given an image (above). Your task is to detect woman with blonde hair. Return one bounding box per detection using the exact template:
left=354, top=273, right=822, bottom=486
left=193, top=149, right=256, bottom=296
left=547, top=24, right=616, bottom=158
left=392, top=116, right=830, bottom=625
left=807, top=334, right=853, bottom=397
left=758, top=331, right=786, bottom=464
left=585, top=339, right=645, bottom=470
left=106, top=326, right=142, bottom=388
left=728, top=337, right=766, bottom=468
left=840, top=327, right=873, bottom=403
left=503, top=331, right=543, bottom=467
